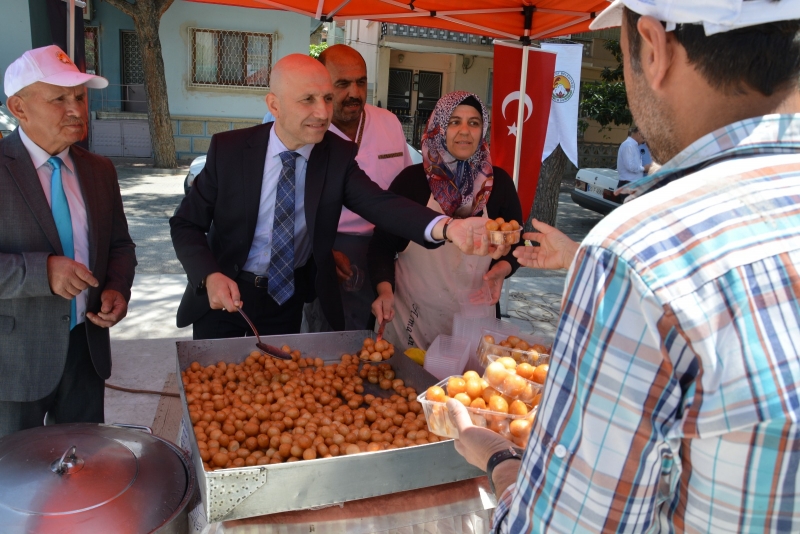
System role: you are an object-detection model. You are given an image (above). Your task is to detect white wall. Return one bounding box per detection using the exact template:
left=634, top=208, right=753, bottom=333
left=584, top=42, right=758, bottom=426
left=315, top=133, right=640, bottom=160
left=1, top=0, right=33, bottom=99
left=159, top=2, right=310, bottom=118
left=453, top=55, right=493, bottom=105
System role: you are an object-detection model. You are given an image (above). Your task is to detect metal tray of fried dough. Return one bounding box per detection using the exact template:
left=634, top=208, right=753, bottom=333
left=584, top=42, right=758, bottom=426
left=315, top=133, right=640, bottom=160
left=176, top=331, right=483, bottom=523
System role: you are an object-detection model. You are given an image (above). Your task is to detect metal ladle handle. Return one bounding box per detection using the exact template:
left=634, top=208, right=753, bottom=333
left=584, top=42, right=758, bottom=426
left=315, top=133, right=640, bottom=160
left=237, top=306, right=292, bottom=360
left=236, top=306, right=263, bottom=344
left=50, top=445, right=84, bottom=475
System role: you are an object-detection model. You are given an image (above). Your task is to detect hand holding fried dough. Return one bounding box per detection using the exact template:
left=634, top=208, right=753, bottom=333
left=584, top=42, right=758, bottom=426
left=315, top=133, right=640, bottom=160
left=433, top=217, right=511, bottom=259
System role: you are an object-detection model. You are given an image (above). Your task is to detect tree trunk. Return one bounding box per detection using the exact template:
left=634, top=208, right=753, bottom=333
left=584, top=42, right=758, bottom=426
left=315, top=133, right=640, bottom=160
left=133, top=3, right=176, bottom=168
left=526, top=144, right=568, bottom=230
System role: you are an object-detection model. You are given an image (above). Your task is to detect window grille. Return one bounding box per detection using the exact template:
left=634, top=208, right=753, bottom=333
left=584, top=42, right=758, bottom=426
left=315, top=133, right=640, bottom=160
left=416, top=71, right=442, bottom=111
left=121, top=31, right=144, bottom=85
left=388, top=68, right=413, bottom=109
left=190, top=28, right=273, bottom=89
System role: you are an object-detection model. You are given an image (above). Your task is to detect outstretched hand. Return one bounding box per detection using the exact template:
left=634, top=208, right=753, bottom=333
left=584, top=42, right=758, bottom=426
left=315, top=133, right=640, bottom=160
left=513, top=219, right=579, bottom=270
left=443, top=218, right=511, bottom=260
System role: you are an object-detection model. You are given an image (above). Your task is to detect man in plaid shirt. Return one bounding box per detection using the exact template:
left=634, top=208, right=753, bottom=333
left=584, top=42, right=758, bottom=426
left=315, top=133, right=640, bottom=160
left=447, top=1, right=800, bottom=532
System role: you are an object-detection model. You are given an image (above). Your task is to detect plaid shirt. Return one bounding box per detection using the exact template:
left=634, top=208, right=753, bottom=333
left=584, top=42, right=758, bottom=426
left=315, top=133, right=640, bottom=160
left=494, top=114, right=800, bottom=533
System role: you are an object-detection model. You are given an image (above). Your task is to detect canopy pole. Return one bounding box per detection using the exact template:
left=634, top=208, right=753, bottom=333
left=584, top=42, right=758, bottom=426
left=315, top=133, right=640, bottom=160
left=511, top=5, right=535, bottom=190
left=61, top=0, right=86, bottom=61
left=67, top=0, right=76, bottom=60
left=511, top=46, right=529, bottom=189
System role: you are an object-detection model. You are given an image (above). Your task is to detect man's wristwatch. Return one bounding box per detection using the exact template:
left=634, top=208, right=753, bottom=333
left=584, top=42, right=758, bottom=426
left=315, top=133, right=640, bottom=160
left=486, top=446, right=524, bottom=495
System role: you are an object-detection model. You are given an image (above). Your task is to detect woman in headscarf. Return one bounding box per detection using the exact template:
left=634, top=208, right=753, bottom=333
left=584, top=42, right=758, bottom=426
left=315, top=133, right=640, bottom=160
left=367, top=91, right=523, bottom=352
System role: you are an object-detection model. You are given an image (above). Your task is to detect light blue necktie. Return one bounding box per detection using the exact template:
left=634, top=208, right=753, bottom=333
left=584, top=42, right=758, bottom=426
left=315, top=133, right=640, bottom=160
left=49, top=156, right=76, bottom=329
left=268, top=151, right=299, bottom=305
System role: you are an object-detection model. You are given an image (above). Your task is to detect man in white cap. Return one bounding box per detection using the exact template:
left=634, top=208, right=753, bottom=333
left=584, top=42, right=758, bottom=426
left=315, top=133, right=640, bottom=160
left=0, top=45, right=137, bottom=437
left=448, top=1, right=800, bottom=532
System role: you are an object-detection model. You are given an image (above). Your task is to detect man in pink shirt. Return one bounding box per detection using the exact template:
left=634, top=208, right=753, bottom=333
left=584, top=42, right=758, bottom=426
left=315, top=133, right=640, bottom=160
left=305, top=45, right=414, bottom=331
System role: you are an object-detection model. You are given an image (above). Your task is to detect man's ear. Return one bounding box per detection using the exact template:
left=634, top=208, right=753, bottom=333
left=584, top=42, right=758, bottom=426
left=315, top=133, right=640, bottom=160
left=265, top=93, right=279, bottom=118
left=636, top=16, right=674, bottom=91
left=5, top=94, right=26, bottom=122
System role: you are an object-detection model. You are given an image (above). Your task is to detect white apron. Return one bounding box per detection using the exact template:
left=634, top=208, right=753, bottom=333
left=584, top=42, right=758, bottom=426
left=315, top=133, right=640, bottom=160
left=383, top=195, right=492, bottom=352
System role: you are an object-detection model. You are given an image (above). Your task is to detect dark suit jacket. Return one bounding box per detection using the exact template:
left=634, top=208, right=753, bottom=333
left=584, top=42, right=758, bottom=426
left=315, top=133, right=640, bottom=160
left=0, top=130, right=137, bottom=402
left=170, top=123, right=441, bottom=331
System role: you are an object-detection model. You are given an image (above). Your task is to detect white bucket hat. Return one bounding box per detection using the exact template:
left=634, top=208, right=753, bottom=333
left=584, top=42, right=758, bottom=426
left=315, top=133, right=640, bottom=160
left=589, top=0, right=800, bottom=35
left=4, top=45, right=108, bottom=98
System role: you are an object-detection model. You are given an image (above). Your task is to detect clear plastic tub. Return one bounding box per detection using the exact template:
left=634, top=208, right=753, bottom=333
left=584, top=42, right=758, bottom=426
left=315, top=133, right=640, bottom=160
left=452, top=316, right=519, bottom=373
left=477, top=332, right=552, bottom=368
left=488, top=229, right=522, bottom=245
left=418, top=377, right=536, bottom=447
left=482, top=360, right=545, bottom=405
left=422, top=335, right=470, bottom=380
left=456, top=283, right=495, bottom=318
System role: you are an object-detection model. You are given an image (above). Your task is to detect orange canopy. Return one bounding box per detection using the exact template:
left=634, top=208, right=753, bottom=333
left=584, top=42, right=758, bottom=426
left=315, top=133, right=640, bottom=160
left=183, top=0, right=610, bottom=41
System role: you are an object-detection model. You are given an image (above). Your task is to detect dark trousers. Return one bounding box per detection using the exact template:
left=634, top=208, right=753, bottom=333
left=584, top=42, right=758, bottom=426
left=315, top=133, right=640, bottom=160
left=0, top=323, right=105, bottom=439
left=193, top=265, right=311, bottom=340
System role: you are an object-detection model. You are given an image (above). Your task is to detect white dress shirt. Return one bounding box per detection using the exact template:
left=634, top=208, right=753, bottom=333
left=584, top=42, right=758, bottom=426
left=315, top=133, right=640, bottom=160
left=242, top=132, right=314, bottom=275
left=18, top=127, right=89, bottom=325
left=329, top=104, right=414, bottom=236
left=617, top=136, right=645, bottom=183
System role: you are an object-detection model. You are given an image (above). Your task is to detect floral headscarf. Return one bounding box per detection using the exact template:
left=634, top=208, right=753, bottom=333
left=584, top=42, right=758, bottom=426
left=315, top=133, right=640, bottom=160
left=421, top=91, right=493, bottom=218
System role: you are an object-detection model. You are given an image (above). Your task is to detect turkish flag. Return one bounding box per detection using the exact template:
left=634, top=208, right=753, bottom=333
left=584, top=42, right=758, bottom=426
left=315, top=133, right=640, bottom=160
left=490, top=42, right=556, bottom=220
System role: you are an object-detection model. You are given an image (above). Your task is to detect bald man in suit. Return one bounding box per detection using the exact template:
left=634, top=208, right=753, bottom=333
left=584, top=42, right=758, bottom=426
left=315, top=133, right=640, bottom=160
left=171, top=54, right=506, bottom=339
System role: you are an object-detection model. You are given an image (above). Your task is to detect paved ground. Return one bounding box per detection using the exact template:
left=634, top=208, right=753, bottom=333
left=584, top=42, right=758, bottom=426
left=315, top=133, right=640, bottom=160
left=105, top=162, right=603, bottom=427
left=117, top=162, right=189, bottom=275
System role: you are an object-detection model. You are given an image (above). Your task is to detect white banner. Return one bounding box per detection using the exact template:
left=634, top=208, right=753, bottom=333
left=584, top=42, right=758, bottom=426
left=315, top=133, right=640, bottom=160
left=540, top=42, right=583, bottom=166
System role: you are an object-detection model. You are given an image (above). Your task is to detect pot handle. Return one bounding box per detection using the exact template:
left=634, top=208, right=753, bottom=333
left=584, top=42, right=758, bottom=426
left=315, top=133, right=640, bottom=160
left=50, top=445, right=84, bottom=475
left=112, top=423, right=153, bottom=434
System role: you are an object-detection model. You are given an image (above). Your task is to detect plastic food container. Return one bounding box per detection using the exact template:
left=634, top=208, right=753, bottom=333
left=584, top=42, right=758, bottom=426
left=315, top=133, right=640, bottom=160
left=488, top=229, right=522, bottom=245
left=477, top=332, right=552, bottom=368
left=452, top=316, right=519, bottom=373
left=422, top=335, right=470, bottom=380
left=455, top=283, right=494, bottom=318
left=482, top=361, right=545, bottom=405
left=418, top=377, right=536, bottom=447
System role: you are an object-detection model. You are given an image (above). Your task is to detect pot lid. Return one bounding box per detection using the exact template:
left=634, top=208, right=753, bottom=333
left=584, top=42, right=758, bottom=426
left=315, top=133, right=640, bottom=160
left=0, top=423, right=192, bottom=533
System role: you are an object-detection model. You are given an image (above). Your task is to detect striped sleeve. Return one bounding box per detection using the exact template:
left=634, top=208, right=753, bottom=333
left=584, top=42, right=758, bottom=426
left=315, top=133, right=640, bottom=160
left=496, top=245, right=685, bottom=533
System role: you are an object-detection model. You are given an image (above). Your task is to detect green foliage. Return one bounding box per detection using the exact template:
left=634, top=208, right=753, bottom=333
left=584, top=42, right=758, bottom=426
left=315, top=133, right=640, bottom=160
left=581, top=81, right=632, bottom=128
left=309, top=43, right=328, bottom=59
left=600, top=39, right=624, bottom=82
left=580, top=39, right=632, bottom=129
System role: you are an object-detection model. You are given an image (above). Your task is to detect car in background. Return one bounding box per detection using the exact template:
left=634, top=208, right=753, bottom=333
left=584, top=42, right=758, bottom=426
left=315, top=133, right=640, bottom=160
left=570, top=168, right=623, bottom=216
left=184, top=142, right=424, bottom=195
left=0, top=102, right=19, bottom=139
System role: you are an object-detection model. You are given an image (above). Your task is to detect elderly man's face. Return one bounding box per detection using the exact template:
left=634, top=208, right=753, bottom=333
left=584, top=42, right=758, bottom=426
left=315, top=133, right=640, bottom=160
left=326, top=57, right=367, bottom=127
left=269, top=66, right=333, bottom=150
left=9, top=83, right=88, bottom=154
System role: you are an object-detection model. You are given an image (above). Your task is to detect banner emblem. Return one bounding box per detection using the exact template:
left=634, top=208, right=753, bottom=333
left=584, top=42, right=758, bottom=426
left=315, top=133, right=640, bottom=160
left=501, top=91, right=534, bottom=136
left=552, top=71, right=575, bottom=103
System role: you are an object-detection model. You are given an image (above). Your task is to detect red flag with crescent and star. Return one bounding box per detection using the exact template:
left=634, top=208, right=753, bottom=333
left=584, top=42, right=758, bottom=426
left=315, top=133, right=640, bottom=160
left=490, top=42, right=556, bottom=221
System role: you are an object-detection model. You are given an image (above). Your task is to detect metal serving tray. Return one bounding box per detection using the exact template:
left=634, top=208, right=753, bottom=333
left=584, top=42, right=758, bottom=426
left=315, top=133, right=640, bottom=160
left=176, top=331, right=483, bottom=523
